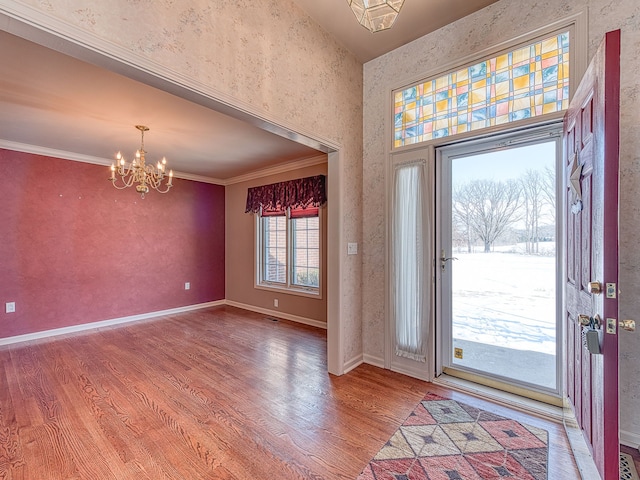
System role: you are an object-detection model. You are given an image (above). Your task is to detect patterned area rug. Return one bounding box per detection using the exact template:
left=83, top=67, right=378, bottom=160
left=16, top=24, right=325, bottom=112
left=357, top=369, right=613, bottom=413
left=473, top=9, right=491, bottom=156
left=357, top=393, right=548, bottom=480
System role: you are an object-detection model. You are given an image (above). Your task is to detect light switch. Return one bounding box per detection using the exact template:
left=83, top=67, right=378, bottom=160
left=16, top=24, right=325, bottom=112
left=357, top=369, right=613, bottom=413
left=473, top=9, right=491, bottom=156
left=347, top=243, right=358, bottom=255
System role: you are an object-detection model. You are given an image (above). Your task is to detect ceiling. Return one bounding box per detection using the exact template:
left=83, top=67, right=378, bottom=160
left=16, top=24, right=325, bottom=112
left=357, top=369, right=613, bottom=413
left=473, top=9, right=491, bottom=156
left=294, top=0, right=498, bottom=63
left=0, top=1, right=497, bottom=182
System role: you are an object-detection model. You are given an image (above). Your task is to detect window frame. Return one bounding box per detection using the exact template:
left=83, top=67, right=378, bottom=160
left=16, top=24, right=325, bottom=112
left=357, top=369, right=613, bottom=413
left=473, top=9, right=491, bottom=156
left=388, top=15, right=587, bottom=155
left=393, top=29, right=570, bottom=148
left=255, top=207, right=322, bottom=299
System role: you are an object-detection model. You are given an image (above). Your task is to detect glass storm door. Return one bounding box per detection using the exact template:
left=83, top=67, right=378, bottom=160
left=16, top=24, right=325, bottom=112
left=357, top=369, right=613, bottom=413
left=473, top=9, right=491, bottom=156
left=438, top=126, right=562, bottom=399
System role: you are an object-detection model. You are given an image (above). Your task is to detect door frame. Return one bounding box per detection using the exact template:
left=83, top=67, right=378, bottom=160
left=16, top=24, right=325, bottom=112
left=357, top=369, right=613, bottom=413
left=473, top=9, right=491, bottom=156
left=385, top=145, right=436, bottom=381
left=383, top=12, right=588, bottom=381
left=434, top=123, right=565, bottom=403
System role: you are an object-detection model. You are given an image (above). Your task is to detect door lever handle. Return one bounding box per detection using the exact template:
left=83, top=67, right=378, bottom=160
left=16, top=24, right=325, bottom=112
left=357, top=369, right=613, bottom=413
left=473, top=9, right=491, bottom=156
left=440, top=250, right=458, bottom=271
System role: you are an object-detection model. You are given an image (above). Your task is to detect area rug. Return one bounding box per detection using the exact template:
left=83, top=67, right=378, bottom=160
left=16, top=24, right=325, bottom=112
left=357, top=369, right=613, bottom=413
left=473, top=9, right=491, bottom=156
left=357, top=392, right=548, bottom=480
left=621, top=453, right=640, bottom=480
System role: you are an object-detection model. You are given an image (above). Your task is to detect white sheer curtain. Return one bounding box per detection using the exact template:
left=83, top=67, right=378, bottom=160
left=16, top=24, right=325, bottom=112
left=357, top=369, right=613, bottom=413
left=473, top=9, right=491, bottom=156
left=393, top=160, right=431, bottom=362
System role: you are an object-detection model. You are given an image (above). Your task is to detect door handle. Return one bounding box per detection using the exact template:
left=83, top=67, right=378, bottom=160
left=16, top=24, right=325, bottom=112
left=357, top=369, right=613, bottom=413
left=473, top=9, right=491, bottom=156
left=440, top=250, right=458, bottom=271
left=578, top=314, right=591, bottom=326
left=588, top=281, right=602, bottom=294
left=578, top=314, right=601, bottom=328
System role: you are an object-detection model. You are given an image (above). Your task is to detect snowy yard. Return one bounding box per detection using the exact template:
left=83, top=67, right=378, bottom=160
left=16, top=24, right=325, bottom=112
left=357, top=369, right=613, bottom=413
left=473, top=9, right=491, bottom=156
left=452, top=249, right=556, bottom=354
left=450, top=248, right=557, bottom=388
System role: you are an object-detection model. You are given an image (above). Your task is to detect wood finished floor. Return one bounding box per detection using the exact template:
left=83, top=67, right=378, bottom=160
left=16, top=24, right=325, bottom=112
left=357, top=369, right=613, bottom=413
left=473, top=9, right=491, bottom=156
left=0, top=306, right=580, bottom=479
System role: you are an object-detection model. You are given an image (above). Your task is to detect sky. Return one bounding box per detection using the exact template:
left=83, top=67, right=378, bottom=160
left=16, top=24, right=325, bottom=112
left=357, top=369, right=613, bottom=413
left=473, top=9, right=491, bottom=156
left=452, top=140, right=557, bottom=186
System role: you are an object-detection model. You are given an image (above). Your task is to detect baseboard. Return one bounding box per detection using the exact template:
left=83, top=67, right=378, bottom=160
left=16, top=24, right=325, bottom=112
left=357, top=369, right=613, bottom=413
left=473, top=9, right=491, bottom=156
left=363, top=354, right=384, bottom=368
left=224, top=300, right=327, bottom=330
left=0, top=300, right=326, bottom=346
left=622, top=429, right=640, bottom=449
left=0, top=301, right=225, bottom=346
left=343, top=354, right=363, bottom=374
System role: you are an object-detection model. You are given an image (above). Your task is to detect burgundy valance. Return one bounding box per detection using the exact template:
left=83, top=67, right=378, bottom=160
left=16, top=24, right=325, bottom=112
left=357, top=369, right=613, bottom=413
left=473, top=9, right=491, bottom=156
left=245, top=175, right=326, bottom=214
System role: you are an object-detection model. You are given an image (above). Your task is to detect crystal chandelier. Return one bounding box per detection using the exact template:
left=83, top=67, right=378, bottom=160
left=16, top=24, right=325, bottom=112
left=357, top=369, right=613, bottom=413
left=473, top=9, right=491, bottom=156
left=346, top=0, right=405, bottom=33
left=109, top=125, right=173, bottom=198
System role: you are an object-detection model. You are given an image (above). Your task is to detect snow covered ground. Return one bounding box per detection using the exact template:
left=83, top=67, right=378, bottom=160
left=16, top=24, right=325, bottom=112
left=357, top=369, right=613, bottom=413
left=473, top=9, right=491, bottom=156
left=450, top=248, right=557, bottom=388
left=451, top=250, right=556, bottom=354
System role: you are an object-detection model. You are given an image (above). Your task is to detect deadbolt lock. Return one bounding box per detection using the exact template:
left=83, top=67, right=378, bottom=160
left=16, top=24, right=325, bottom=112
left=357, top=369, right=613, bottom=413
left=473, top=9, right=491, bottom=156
left=619, top=319, right=636, bottom=332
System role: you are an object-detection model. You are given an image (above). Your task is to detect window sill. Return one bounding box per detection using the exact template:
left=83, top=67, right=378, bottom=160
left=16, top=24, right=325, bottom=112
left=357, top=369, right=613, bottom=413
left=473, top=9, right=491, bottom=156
left=254, top=283, right=322, bottom=300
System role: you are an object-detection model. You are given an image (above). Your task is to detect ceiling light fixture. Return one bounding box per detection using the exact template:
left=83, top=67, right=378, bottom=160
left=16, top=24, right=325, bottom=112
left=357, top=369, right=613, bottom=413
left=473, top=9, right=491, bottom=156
left=346, top=0, right=405, bottom=33
left=109, top=125, right=173, bottom=198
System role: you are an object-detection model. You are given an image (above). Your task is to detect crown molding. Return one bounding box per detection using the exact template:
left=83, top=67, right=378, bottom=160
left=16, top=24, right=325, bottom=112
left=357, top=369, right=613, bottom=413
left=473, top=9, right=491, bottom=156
left=222, top=154, right=328, bottom=185
left=171, top=172, right=225, bottom=185
left=0, top=139, right=112, bottom=167
left=0, top=139, right=224, bottom=184
left=0, top=139, right=326, bottom=186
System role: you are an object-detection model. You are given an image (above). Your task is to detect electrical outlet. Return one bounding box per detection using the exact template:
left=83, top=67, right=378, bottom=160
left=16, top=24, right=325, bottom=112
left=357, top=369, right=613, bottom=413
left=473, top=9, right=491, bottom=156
left=274, top=299, right=278, bottom=308
left=184, top=282, right=190, bottom=290
left=454, top=347, right=463, bottom=359
left=347, top=242, right=358, bottom=255
left=6, top=302, right=15, bottom=313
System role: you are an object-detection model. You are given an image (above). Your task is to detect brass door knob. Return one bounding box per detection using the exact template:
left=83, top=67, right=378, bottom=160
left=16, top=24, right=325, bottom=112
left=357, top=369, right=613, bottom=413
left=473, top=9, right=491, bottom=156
left=619, top=319, right=636, bottom=332
left=578, top=314, right=601, bottom=328
left=578, top=314, right=591, bottom=326
left=589, top=281, right=602, bottom=294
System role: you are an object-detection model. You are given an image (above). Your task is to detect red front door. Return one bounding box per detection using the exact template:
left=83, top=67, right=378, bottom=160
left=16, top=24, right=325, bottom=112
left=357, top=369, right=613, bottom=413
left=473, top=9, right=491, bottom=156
left=563, top=30, right=620, bottom=479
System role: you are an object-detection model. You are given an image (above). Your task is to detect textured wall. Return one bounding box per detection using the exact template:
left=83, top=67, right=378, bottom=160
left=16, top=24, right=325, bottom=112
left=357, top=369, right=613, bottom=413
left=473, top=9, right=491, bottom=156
left=225, top=162, right=328, bottom=323
left=363, top=0, right=640, bottom=439
left=0, top=149, right=225, bottom=338
left=1, top=0, right=363, bottom=365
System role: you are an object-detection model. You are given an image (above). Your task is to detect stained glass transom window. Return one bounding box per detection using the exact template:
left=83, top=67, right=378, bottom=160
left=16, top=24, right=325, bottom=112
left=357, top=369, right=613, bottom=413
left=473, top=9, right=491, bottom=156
left=394, top=31, right=570, bottom=147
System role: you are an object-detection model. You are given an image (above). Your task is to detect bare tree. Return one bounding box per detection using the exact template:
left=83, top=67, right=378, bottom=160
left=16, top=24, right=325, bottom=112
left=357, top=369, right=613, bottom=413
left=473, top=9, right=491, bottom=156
left=520, top=170, right=544, bottom=254
left=453, top=179, right=521, bottom=252
left=541, top=165, right=556, bottom=219
left=452, top=184, right=476, bottom=253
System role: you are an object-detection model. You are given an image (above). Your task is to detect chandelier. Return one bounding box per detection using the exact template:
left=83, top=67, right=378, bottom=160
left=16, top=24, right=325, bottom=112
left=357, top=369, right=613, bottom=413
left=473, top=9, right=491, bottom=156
left=109, top=125, right=173, bottom=198
left=346, top=0, right=405, bottom=33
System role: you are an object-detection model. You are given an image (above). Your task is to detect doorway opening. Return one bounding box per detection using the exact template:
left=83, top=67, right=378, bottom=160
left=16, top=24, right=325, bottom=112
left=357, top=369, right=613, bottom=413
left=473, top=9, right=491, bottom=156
left=437, top=124, right=563, bottom=402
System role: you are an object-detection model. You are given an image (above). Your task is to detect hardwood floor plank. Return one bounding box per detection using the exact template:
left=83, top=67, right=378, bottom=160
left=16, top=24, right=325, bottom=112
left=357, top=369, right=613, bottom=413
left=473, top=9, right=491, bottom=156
left=44, top=341, right=162, bottom=480
left=57, top=338, right=222, bottom=479
left=0, top=357, right=26, bottom=480
left=0, top=306, right=579, bottom=479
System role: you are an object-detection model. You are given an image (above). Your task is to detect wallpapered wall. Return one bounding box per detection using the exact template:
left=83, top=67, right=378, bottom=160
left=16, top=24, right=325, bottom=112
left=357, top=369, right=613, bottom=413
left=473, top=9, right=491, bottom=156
left=363, top=0, right=640, bottom=442
left=0, top=0, right=364, bottom=365
left=0, top=149, right=225, bottom=338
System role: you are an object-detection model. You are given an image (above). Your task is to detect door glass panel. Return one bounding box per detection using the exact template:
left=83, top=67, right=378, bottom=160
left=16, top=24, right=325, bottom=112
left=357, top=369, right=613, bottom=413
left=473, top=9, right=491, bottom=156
left=447, top=140, right=557, bottom=390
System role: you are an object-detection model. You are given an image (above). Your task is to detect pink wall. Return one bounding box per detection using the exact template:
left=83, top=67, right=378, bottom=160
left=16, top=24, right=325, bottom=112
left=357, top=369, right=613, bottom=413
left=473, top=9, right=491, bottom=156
left=0, top=149, right=225, bottom=338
